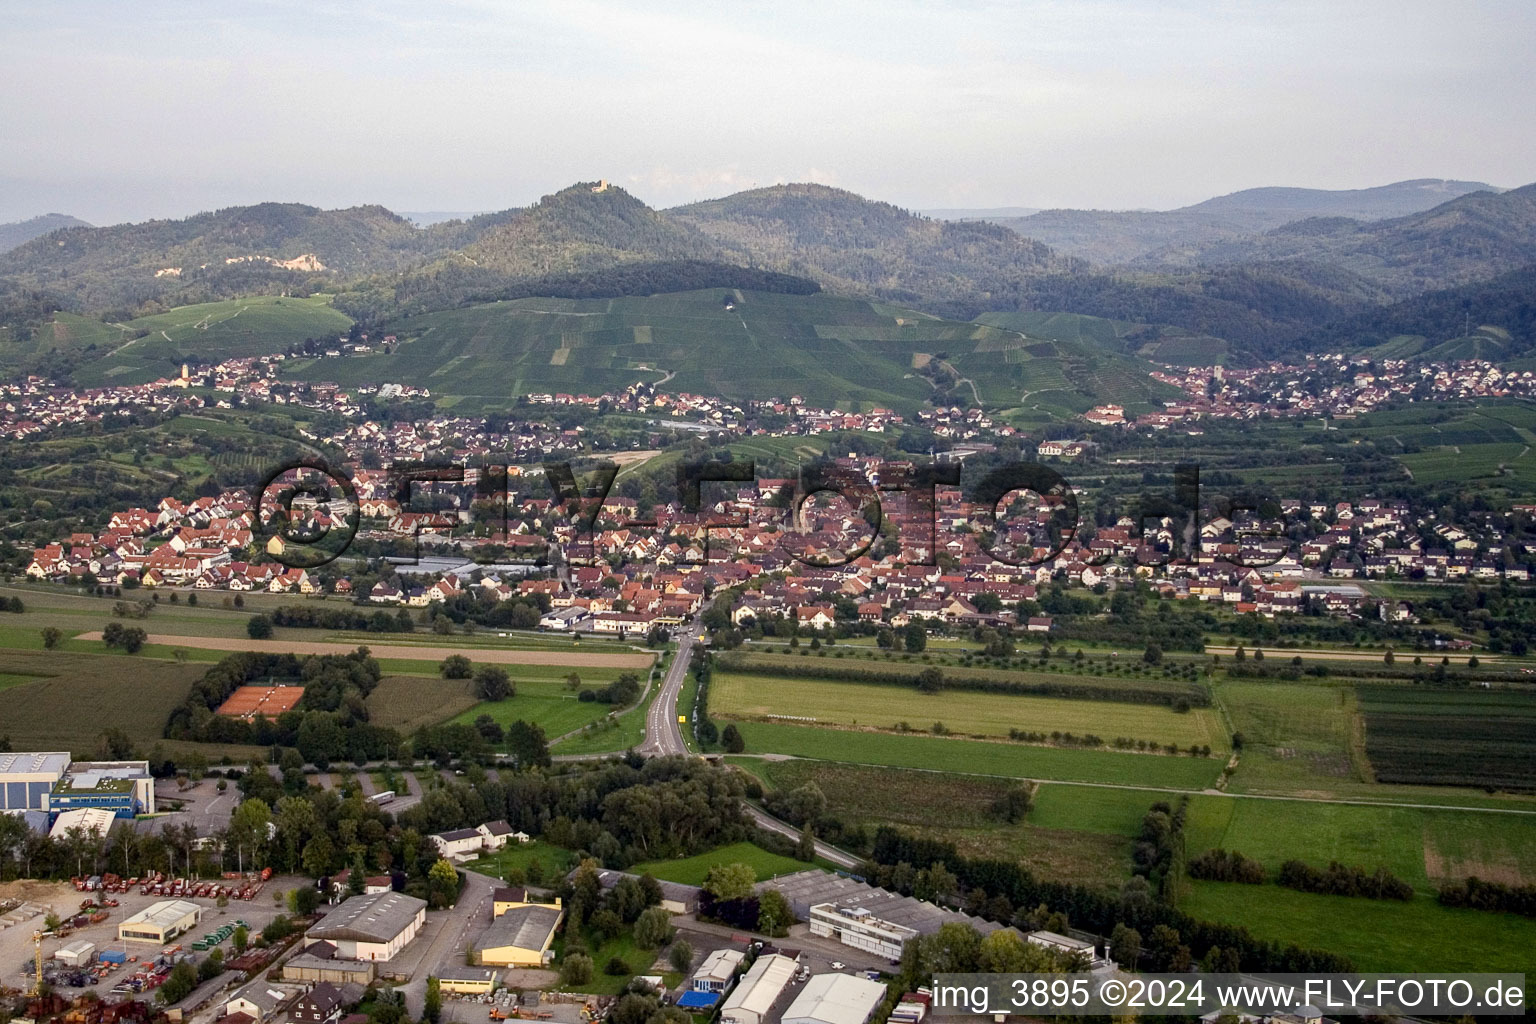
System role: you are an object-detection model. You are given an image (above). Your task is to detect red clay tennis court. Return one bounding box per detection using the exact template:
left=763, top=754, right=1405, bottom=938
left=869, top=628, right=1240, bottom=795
left=216, top=684, right=306, bottom=719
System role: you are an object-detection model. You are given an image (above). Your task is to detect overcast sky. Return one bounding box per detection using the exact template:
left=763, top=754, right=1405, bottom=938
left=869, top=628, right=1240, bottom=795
left=2, top=0, right=1533, bottom=225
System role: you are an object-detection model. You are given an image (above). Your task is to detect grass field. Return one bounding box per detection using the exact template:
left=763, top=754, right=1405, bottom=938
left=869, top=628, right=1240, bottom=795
left=729, top=722, right=1225, bottom=788
left=1218, top=680, right=1365, bottom=794
left=448, top=679, right=615, bottom=739
left=463, top=841, right=576, bottom=885
left=1182, top=880, right=1536, bottom=974
left=630, top=841, right=808, bottom=886
left=744, top=760, right=1131, bottom=889
left=711, top=671, right=1228, bottom=750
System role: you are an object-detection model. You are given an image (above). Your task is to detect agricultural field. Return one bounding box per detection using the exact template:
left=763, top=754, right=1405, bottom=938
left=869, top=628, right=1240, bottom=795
left=630, top=841, right=809, bottom=886
left=711, top=670, right=1228, bottom=750
left=0, top=649, right=206, bottom=755
left=263, top=289, right=1185, bottom=418
left=365, top=675, right=480, bottom=734
left=727, top=721, right=1225, bottom=788
left=746, top=760, right=1132, bottom=889
left=1357, top=685, right=1536, bottom=790
left=1182, top=880, right=1536, bottom=975
left=1217, top=680, right=1367, bottom=794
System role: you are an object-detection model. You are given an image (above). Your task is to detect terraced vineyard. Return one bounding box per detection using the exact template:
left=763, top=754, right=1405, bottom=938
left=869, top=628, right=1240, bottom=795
left=272, top=289, right=1184, bottom=417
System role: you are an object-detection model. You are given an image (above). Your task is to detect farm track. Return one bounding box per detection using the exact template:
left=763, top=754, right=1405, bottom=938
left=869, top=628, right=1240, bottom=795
left=73, top=631, right=654, bottom=667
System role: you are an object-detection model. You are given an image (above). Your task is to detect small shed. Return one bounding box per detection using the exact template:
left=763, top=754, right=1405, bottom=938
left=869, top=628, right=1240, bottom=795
left=56, top=940, right=96, bottom=966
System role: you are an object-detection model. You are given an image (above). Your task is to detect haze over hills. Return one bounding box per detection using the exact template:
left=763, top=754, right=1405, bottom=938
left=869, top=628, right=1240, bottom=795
left=1133, top=183, right=1536, bottom=293
left=0, top=213, right=91, bottom=254
left=3, top=177, right=1536, bottom=370
left=993, top=179, right=1504, bottom=265
left=921, top=206, right=1042, bottom=221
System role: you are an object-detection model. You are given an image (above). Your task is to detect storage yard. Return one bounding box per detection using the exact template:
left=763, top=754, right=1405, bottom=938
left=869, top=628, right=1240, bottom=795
left=0, top=877, right=299, bottom=1002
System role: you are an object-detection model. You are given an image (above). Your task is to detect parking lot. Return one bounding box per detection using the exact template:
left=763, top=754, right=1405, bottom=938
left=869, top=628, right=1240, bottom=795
left=0, top=876, right=302, bottom=1001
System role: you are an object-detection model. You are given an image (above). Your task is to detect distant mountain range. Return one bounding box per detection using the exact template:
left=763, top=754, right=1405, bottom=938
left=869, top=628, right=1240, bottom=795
left=2, top=176, right=1535, bottom=366
left=922, top=206, right=1042, bottom=220
left=991, top=179, right=1504, bottom=265
left=0, top=213, right=91, bottom=254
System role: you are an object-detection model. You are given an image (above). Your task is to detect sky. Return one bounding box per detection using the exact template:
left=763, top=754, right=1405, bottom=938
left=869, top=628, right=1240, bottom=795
left=2, top=0, right=1533, bottom=225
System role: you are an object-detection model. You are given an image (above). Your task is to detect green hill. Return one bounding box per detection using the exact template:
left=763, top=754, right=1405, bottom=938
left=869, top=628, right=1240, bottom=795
left=0, top=213, right=93, bottom=254
left=69, top=296, right=353, bottom=386
left=284, top=288, right=1175, bottom=417
left=668, top=183, right=1066, bottom=318
left=0, top=202, right=434, bottom=313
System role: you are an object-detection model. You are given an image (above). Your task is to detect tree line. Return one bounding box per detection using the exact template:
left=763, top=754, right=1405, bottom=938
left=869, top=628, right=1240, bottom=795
left=865, top=826, right=1354, bottom=973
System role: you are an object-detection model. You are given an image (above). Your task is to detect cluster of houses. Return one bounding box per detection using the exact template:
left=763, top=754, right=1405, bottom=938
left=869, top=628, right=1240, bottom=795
left=1141, top=356, right=1536, bottom=429
left=21, top=436, right=1534, bottom=632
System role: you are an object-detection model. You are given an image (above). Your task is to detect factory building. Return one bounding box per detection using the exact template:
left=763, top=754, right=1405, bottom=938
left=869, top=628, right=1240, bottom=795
left=305, top=891, right=427, bottom=962
left=782, top=974, right=889, bottom=1024
left=0, top=752, right=70, bottom=814
left=49, top=761, right=156, bottom=819
left=119, top=900, right=203, bottom=943
left=720, top=954, right=798, bottom=1024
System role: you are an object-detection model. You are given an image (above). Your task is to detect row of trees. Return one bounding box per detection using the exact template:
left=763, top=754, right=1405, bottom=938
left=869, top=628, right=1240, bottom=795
left=1275, top=859, right=1414, bottom=901
left=865, top=826, right=1354, bottom=973
left=1437, top=876, right=1536, bottom=918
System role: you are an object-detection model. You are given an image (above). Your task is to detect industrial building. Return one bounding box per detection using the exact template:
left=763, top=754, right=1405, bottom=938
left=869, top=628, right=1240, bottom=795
left=691, top=948, right=745, bottom=993
left=0, top=752, right=69, bottom=814
left=306, top=891, right=427, bottom=962
left=435, top=967, right=500, bottom=995
left=475, top=903, right=563, bottom=967
left=49, top=761, right=155, bottom=819
left=808, top=903, right=918, bottom=961
left=48, top=807, right=118, bottom=841
left=782, top=974, right=888, bottom=1024
left=719, top=954, right=798, bottom=1024
left=282, top=951, right=377, bottom=986
left=765, top=871, right=1001, bottom=950
left=119, top=900, right=202, bottom=943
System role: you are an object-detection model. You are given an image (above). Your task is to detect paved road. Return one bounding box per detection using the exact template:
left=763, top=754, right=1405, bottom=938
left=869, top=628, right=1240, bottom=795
left=744, top=804, right=862, bottom=869
left=639, top=633, right=693, bottom=755
left=629, top=631, right=867, bottom=869
left=401, top=869, right=497, bottom=1018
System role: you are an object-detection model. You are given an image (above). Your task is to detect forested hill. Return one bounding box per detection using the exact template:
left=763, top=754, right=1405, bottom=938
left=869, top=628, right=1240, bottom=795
left=0, top=213, right=92, bottom=254
left=1303, top=262, right=1536, bottom=361
left=332, top=183, right=744, bottom=319
left=4, top=179, right=1536, bottom=369
left=668, top=183, right=1069, bottom=318
left=0, top=202, right=433, bottom=314
left=994, top=179, right=1503, bottom=265
left=1138, top=184, right=1536, bottom=292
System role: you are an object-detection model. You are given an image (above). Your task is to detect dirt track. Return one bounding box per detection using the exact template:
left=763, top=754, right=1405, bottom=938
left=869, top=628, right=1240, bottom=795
left=76, top=632, right=654, bottom=668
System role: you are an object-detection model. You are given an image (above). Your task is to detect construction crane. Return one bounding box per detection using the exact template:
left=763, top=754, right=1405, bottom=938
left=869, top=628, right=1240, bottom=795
left=32, top=929, right=52, bottom=998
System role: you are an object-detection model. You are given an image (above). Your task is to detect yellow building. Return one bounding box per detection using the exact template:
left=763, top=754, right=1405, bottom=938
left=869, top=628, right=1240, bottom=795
left=476, top=887, right=563, bottom=968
